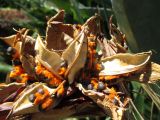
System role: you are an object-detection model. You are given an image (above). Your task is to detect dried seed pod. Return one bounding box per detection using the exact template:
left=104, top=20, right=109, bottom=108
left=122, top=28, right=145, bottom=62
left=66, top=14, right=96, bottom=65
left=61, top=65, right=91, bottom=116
left=11, top=80, right=67, bottom=116
left=99, top=51, right=152, bottom=76
left=11, top=83, right=55, bottom=115
left=62, top=31, right=88, bottom=84
left=0, top=35, right=22, bottom=53
left=47, top=10, right=65, bottom=23
left=35, top=35, right=64, bottom=78
left=46, top=10, right=78, bottom=50
left=82, top=14, right=101, bottom=35
left=76, top=83, right=125, bottom=120
left=0, top=83, right=24, bottom=103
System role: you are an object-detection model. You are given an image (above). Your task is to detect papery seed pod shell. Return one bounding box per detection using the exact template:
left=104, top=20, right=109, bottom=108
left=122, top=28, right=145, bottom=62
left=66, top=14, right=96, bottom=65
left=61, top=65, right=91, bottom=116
left=99, top=51, right=152, bottom=76
left=62, top=31, right=88, bottom=84
left=12, top=83, right=55, bottom=115
left=35, top=35, right=64, bottom=76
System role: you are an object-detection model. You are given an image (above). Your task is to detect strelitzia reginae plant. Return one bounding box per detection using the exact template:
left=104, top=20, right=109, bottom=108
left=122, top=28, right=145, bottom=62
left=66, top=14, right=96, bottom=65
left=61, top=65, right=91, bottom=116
left=0, top=10, right=160, bottom=120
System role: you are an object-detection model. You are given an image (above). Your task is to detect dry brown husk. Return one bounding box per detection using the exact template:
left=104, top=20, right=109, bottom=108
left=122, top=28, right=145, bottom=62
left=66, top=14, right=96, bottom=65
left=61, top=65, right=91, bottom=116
left=0, top=83, right=24, bottom=103
left=62, top=30, right=88, bottom=84
left=11, top=83, right=55, bottom=115
left=0, top=28, right=37, bottom=77
left=46, top=10, right=78, bottom=50
left=82, top=14, right=101, bottom=35
left=35, top=30, right=88, bottom=84
left=76, top=84, right=126, bottom=120
left=126, top=62, right=160, bottom=83
left=1, top=10, right=160, bottom=120
left=35, top=13, right=102, bottom=84
left=31, top=101, right=104, bottom=120
left=97, top=16, right=127, bottom=58
left=99, top=51, right=152, bottom=76
left=0, top=28, right=34, bottom=54
left=35, top=35, right=64, bottom=75
left=0, top=35, right=21, bottom=52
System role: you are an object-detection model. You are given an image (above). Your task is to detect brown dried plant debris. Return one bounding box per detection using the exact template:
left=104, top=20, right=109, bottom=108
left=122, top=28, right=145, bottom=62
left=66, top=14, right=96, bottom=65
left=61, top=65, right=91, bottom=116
left=0, top=10, right=159, bottom=120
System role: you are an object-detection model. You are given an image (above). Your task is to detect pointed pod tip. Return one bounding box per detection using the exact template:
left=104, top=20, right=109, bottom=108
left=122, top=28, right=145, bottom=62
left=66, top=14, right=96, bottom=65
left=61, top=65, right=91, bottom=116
left=47, top=10, right=65, bottom=24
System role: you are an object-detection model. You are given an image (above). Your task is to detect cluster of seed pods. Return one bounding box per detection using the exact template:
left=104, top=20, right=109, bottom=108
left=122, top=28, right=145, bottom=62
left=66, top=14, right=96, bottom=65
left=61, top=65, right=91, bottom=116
left=1, top=10, right=152, bottom=120
left=7, top=44, right=68, bottom=111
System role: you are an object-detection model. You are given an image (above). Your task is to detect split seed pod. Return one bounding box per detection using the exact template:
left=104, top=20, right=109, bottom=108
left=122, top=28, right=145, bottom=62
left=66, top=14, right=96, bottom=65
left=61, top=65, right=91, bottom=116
left=76, top=83, right=125, bottom=120
left=11, top=83, right=57, bottom=116
left=62, top=31, right=88, bottom=84
left=35, top=35, right=64, bottom=76
left=99, top=51, right=152, bottom=76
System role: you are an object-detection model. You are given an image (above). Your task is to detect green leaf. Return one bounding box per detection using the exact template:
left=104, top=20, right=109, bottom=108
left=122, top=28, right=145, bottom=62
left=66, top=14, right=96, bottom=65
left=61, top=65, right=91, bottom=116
left=111, top=0, right=139, bottom=52
left=141, top=83, right=160, bottom=110
left=0, top=62, right=12, bottom=73
left=111, top=0, right=160, bottom=62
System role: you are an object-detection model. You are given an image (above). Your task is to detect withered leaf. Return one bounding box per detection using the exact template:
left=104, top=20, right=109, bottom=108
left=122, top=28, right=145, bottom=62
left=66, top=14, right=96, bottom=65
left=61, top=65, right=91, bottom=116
left=0, top=35, right=21, bottom=52
left=20, top=34, right=36, bottom=57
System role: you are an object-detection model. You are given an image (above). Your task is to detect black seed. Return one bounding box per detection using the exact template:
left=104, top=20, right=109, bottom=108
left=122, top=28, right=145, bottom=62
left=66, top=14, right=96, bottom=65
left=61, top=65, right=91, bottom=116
left=37, top=88, right=44, bottom=94
left=97, top=82, right=105, bottom=91
left=113, top=98, right=119, bottom=105
left=95, top=53, right=102, bottom=59
left=38, top=74, right=46, bottom=81
left=26, top=79, right=34, bottom=85
left=7, top=47, right=16, bottom=55
left=43, top=77, right=50, bottom=82
left=10, top=77, right=17, bottom=82
left=12, top=59, right=21, bottom=66
left=29, top=94, right=36, bottom=103
left=87, top=84, right=93, bottom=90
left=60, top=60, right=68, bottom=68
